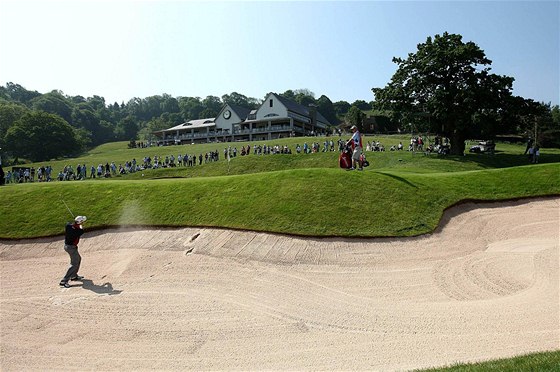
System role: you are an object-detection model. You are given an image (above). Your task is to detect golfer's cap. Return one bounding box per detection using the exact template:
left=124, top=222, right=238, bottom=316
left=74, top=216, right=87, bottom=224
left=351, top=125, right=357, bottom=130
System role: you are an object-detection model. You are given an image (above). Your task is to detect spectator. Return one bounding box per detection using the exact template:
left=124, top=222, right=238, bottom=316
left=533, top=146, right=540, bottom=164
left=524, top=137, right=533, bottom=155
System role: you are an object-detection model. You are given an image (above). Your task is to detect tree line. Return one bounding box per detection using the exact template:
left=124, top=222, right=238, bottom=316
left=0, top=84, right=372, bottom=163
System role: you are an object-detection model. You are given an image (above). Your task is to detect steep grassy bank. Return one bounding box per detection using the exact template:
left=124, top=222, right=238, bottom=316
left=1, top=163, right=558, bottom=239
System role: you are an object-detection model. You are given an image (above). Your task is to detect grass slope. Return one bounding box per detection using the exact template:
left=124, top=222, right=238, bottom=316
left=1, top=154, right=558, bottom=238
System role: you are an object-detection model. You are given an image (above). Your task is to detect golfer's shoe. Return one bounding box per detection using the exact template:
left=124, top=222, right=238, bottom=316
left=70, top=275, right=84, bottom=281
left=59, top=281, right=70, bottom=288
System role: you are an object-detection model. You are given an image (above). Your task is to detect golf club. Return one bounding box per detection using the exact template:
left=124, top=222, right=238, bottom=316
left=60, top=195, right=75, bottom=218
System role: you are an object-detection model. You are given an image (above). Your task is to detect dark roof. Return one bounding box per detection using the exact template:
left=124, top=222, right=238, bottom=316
left=228, top=104, right=252, bottom=121
left=272, top=93, right=331, bottom=126
left=316, top=112, right=331, bottom=126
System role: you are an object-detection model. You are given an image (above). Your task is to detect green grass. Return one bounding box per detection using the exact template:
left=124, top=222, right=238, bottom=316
left=418, top=350, right=560, bottom=371
left=13, top=135, right=556, bottom=178
left=1, top=136, right=559, bottom=239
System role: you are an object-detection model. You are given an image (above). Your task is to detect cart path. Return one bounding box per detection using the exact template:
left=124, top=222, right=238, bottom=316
left=1, top=197, right=558, bottom=371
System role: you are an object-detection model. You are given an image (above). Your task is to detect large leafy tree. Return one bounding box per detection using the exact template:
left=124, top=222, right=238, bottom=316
left=372, top=32, right=514, bottom=155
left=0, top=102, right=30, bottom=148
left=115, top=116, right=138, bottom=141
left=0, top=82, right=41, bottom=104
left=30, top=91, right=74, bottom=124
left=5, top=111, right=82, bottom=162
left=351, top=100, right=371, bottom=111
left=316, top=95, right=338, bottom=125
left=333, top=100, right=351, bottom=117
left=294, top=90, right=316, bottom=107
left=346, top=106, right=366, bottom=132
left=202, top=95, right=222, bottom=115
left=178, top=96, right=204, bottom=121
left=222, top=92, right=253, bottom=108
left=161, top=94, right=180, bottom=113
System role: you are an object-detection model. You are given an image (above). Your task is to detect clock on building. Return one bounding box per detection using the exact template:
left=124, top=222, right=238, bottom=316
left=223, top=109, right=231, bottom=119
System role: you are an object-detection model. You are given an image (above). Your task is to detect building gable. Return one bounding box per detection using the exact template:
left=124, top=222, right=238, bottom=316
left=254, top=93, right=331, bottom=127
left=215, top=103, right=252, bottom=130
left=255, top=93, right=288, bottom=120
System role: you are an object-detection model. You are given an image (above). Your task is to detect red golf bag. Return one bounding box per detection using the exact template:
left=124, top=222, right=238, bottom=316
left=339, top=146, right=352, bottom=169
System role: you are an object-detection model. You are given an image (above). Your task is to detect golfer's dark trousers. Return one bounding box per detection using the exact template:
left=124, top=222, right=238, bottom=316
left=62, top=244, right=81, bottom=282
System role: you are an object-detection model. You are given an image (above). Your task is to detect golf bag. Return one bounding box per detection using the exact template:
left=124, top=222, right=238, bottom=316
left=360, top=153, right=369, bottom=167
left=339, top=146, right=352, bottom=169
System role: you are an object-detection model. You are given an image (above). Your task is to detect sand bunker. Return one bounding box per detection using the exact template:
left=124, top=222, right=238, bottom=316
left=1, top=198, right=558, bottom=371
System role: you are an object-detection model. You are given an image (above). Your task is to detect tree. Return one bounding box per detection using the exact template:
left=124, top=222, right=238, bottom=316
left=86, top=95, right=106, bottom=111
left=143, top=95, right=164, bottom=121
left=351, top=100, right=371, bottom=111
left=280, top=90, right=295, bottom=100
left=0, top=82, right=41, bottom=104
left=115, top=116, right=138, bottom=141
left=333, top=101, right=351, bottom=117
left=199, top=108, right=217, bottom=119
left=161, top=94, right=180, bottom=113
left=178, top=96, right=203, bottom=120
left=294, top=91, right=316, bottom=107
left=202, top=95, right=222, bottom=114
left=72, top=103, right=98, bottom=128
left=30, top=91, right=73, bottom=124
left=5, top=111, right=81, bottom=162
left=316, top=95, right=338, bottom=125
left=293, top=88, right=315, bottom=98
left=222, top=92, right=253, bottom=108
left=0, top=102, right=30, bottom=148
left=372, top=32, right=514, bottom=155
left=346, top=106, right=366, bottom=132
left=551, top=105, right=560, bottom=128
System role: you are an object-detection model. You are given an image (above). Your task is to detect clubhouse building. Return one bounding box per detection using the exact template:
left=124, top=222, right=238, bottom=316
left=153, top=93, right=331, bottom=145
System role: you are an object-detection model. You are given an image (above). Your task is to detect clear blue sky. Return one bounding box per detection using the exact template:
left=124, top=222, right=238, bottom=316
left=1, top=1, right=558, bottom=106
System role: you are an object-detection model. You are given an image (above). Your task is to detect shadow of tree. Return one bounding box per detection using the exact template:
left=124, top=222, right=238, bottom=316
left=81, top=279, right=122, bottom=295
left=375, top=171, right=418, bottom=188
left=446, top=152, right=560, bottom=169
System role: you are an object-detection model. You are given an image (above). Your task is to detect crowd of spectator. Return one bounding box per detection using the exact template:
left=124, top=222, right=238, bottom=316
left=3, top=141, right=308, bottom=184
left=1, top=135, right=461, bottom=185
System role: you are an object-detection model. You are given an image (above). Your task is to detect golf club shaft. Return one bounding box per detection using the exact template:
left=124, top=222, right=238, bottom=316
left=61, top=198, right=75, bottom=218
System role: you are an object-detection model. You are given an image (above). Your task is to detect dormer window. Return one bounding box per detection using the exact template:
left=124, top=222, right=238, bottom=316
left=248, top=109, right=257, bottom=120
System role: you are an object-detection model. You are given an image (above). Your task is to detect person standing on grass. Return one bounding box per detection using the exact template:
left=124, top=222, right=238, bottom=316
left=60, top=216, right=87, bottom=288
left=533, top=146, right=540, bottom=164
left=346, top=125, right=363, bottom=171
left=524, top=137, right=533, bottom=155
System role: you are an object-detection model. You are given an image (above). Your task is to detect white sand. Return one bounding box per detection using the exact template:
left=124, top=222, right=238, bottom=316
left=1, top=198, right=558, bottom=371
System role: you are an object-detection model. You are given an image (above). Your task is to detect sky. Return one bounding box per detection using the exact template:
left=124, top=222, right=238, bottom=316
left=0, top=0, right=558, bottom=106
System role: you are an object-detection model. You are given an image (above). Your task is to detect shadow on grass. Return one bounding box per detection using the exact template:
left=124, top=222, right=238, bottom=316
left=81, top=279, right=122, bottom=295
left=447, top=152, right=560, bottom=168
left=375, top=171, right=418, bottom=188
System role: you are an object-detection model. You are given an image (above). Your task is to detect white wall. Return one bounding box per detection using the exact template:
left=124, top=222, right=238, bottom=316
left=214, top=105, right=237, bottom=131
left=256, top=94, right=287, bottom=120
